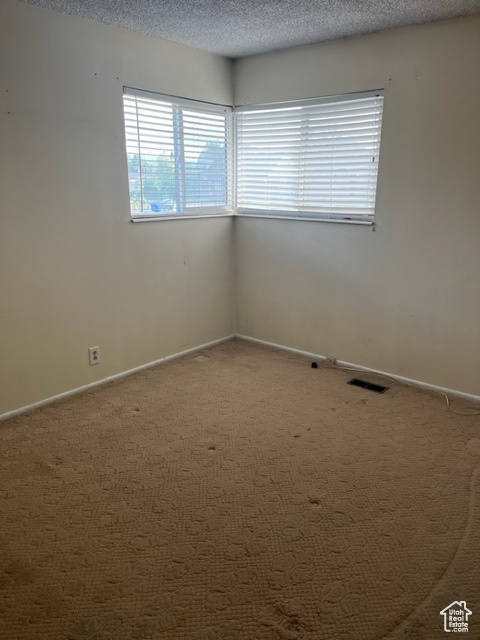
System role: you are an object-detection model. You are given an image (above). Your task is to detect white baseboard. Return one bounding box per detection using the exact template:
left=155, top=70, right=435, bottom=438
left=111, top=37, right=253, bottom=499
left=0, top=335, right=235, bottom=422
left=236, top=334, right=480, bottom=405
left=3, top=332, right=478, bottom=422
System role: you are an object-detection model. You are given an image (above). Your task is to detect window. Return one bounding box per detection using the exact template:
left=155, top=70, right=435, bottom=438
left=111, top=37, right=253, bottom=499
left=236, top=90, right=384, bottom=223
left=123, top=88, right=384, bottom=224
left=123, top=87, right=233, bottom=219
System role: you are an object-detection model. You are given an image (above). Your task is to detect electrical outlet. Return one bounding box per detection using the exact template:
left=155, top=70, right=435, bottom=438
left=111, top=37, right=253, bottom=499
left=89, top=346, right=100, bottom=366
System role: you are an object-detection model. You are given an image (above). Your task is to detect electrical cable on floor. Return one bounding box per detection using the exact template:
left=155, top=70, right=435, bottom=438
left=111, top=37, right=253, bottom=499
left=317, top=360, right=480, bottom=417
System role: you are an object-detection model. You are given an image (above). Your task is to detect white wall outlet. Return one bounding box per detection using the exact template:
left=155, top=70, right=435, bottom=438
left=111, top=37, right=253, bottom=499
left=88, top=346, right=100, bottom=366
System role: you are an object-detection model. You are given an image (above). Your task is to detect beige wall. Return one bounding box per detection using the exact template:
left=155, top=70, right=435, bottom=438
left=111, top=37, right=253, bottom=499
left=2, top=3, right=479, bottom=416
left=0, top=0, right=234, bottom=415
left=234, top=17, right=480, bottom=396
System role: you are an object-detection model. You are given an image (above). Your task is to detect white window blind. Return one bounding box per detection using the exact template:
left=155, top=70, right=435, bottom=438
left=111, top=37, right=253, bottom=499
left=236, top=90, right=384, bottom=222
left=123, top=87, right=233, bottom=218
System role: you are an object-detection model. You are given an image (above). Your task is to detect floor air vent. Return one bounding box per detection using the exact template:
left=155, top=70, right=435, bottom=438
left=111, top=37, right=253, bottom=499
left=348, top=378, right=388, bottom=393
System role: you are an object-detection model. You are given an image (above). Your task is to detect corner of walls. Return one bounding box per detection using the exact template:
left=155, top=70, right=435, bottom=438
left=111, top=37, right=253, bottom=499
left=231, top=215, right=238, bottom=335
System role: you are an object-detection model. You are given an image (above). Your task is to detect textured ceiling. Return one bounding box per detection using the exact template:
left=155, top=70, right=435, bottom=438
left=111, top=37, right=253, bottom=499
left=20, top=0, right=480, bottom=57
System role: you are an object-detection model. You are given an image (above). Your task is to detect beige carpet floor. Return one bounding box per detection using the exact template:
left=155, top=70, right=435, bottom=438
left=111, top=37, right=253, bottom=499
left=0, top=339, right=479, bottom=639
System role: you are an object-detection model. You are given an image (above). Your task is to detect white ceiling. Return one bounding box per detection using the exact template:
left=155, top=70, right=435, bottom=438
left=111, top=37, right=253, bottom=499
left=20, top=0, right=480, bottom=57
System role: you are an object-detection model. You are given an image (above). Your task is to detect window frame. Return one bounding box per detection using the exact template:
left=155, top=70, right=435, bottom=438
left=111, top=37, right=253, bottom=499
left=122, top=87, right=385, bottom=225
left=123, top=87, right=234, bottom=222
left=234, top=89, right=384, bottom=225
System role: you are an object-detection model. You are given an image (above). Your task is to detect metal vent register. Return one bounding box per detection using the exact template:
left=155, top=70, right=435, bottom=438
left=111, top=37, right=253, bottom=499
left=348, top=378, right=388, bottom=394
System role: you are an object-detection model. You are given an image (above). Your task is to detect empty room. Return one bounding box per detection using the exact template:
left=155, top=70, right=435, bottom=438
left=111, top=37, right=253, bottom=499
left=1, top=0, right=480, bottom=638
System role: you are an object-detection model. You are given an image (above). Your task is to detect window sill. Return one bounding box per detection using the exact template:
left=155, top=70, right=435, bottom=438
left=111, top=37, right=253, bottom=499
left=131, top=212, right=235, bottom=223
left=236, top=213, right=374, bottom=225
left=129, top=211, right=374, bottom=226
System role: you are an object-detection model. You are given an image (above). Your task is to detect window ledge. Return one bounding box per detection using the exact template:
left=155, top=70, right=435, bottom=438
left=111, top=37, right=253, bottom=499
left=131, top=213, right=235, bottom=223
left=129, top=211, right=374, bottom=225
left=236, top=213, right=374, bottom=225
